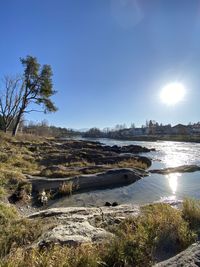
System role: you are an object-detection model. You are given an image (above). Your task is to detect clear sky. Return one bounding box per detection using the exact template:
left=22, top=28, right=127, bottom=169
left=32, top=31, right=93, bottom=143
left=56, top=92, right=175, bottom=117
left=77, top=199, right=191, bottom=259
left=0, top=0, right=200, bottom=129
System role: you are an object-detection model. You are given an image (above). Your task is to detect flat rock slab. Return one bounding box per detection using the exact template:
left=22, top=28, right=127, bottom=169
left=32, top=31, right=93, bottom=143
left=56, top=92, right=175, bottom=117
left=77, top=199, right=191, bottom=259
left=29, top=168, right=146, bottom=192
left=29, top=205, right=140, bottom=246
left=39, top=221, right=112, bottom=246
left=154, top=242, right=200, bottom=267
left=150, top=165, right=200, bottom=175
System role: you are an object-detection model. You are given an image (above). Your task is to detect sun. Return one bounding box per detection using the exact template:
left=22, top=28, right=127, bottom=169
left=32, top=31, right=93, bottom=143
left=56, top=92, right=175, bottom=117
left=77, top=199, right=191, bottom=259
left=160, top=82, right=186, bottom=105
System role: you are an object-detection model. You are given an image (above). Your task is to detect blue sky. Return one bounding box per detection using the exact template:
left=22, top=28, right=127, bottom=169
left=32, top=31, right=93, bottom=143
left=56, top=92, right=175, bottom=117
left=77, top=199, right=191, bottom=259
left=0, top=0, right=200, bottom=129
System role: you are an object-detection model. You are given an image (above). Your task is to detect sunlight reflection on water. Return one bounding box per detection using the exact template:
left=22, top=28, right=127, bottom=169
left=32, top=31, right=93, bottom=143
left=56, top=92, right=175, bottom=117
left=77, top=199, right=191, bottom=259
left=167, top=173, right=181, bottom=194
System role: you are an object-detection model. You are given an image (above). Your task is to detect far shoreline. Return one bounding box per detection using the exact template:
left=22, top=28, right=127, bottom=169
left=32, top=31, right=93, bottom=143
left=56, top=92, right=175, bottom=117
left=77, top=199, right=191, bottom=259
left=80, top=135, right=200, bottom=144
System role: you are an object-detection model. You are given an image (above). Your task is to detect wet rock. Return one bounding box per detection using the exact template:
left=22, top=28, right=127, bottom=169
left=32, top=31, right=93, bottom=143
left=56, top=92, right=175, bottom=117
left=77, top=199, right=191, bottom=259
left=102, top=144, right=154, bottom=154
left=29, top=168, right=146, bottom=193
left=105, top=202, right=112, bottom=207
left=154, top=242, right=200, bottom=267
left=150, top=165, right=200, bottom=174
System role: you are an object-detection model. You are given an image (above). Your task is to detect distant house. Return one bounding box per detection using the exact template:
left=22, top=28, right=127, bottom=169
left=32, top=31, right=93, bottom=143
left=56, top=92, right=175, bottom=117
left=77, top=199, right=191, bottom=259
left=154, top=125, right=172, bottom=135
left=117, top=127, right=148, bottom=137
left=191, top=126, right=200, bottom=135
left=132, top=127, right=148, bottom=136
left=172, top=124, right=191, bottom=135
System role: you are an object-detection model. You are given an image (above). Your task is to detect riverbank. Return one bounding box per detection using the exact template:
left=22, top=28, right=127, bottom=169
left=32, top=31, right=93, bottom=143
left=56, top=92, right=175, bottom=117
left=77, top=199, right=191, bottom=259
left=1, top=133, right=200, bottom=266
left=0, top=132, right=153, bottom=210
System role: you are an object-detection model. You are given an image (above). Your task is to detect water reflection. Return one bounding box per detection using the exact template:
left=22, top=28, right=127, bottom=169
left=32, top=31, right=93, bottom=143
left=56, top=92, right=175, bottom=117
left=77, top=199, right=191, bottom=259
left=166, top=173, right=181, bottom=194
left=163, top=146, right=189, bottom=167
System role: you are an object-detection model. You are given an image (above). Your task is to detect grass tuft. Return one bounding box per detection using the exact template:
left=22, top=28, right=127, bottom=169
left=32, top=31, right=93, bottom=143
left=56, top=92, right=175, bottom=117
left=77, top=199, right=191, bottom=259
left=182, top=198, right=200, bottom=231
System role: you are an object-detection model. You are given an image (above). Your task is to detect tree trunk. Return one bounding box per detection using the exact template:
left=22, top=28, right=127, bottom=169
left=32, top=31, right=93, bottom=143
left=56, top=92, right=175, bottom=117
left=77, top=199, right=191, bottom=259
left=12, top=113, right=22, bottom=136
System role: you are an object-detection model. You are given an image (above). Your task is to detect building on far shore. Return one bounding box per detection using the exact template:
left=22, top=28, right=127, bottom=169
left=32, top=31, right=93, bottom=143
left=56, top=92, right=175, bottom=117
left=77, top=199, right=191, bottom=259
left=172, top=124, right=191, bottom=135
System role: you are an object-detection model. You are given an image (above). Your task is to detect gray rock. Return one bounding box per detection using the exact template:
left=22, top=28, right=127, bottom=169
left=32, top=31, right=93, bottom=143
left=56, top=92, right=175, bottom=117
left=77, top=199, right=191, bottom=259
left=154, top=242, right=200, bottom=267
left=29, top=205, right=140, bottom=246
left=150, top=165, right=200, bottom=175
left=29, top=168, right=146, bottom=192
left=38, top=221, right=112, bottom=246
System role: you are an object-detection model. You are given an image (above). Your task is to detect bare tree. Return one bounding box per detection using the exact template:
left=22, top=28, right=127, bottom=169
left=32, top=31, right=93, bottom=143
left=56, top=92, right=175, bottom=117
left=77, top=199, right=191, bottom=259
left=0, top=76, right=23, bottom=133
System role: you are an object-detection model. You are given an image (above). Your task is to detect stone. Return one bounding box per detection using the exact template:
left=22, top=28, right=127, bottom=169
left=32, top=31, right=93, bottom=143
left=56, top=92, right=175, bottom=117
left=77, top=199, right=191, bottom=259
left=105, top=202, right=112, bottom=207
left=154, top=242, right=200, bottom=267
left=38, top=221, right=112, bottom=246
left=29, top=205, right=140, bottom=246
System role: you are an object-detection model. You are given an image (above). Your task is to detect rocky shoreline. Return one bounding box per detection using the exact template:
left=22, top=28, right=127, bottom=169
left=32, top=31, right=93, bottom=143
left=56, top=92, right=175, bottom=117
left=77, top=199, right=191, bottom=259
left=1, top=136, right=200, bottom=266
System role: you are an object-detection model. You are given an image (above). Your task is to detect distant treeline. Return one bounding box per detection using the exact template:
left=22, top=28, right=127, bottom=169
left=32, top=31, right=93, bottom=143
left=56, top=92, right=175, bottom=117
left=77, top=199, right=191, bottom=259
left=0, top=117, right=80, bottom=138
left=83, top=121, right=200, bottom=139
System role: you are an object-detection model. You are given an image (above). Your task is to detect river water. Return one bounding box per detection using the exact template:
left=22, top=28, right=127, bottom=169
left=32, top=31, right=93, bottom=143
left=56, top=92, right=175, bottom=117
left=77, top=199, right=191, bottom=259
left=52, top=139, right=200, bottom=207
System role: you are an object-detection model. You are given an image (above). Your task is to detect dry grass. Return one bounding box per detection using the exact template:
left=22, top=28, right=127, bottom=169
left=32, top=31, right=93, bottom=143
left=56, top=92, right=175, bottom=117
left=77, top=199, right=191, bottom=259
left=40, top=168, right=80, bottom=178
left=0, top=203, right=44, bottom=258
left=109, top=158, right=148, bottom=170
left=0, top=244, right=101, bottom=267
left=182, top=198, right=200, bottom=231
left=58, top=181, right=74, bottom=196
left=0, top=132, right=41, bottom=198
left=102, top=203, right=195, bottom=266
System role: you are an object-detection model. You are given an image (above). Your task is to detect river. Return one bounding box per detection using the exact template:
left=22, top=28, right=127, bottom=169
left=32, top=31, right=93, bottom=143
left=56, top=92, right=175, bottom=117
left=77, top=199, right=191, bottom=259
left=52, top=139, right=200, bottom=207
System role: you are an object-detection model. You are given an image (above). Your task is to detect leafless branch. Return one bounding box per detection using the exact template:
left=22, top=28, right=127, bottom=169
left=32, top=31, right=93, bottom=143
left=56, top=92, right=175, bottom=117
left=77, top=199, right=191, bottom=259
left=0, top=76, right=24, bottom=132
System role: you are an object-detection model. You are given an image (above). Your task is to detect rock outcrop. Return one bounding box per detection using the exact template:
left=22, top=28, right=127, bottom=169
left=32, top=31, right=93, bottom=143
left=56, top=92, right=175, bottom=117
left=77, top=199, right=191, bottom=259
left=37, top=140, right=153, bottom=168
left=29, top=168, right=147, bottom=192
left=29, top=204, right=140, bottom=246
left=102, top=144, right=155, bottom=154
left=154, top=242, right=200, bottom=267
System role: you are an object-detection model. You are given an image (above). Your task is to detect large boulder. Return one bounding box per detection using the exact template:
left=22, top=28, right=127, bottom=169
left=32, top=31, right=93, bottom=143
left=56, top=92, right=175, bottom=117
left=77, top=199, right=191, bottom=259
left=154, top=242, right=200, bottom=267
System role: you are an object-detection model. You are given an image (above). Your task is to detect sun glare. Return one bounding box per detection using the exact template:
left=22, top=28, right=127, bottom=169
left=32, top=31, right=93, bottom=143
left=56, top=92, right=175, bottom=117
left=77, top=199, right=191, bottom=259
left=160, top=82, right=186, bottom=105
